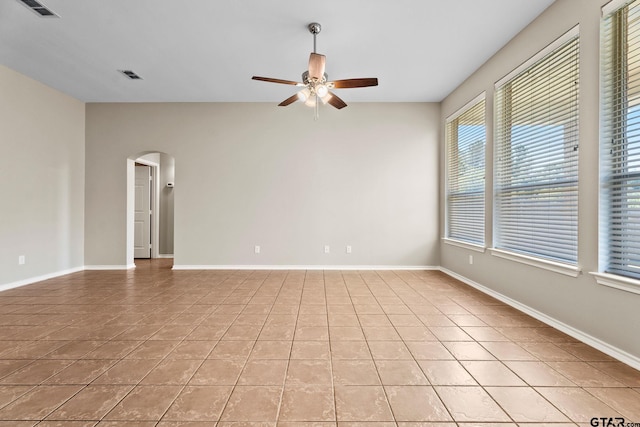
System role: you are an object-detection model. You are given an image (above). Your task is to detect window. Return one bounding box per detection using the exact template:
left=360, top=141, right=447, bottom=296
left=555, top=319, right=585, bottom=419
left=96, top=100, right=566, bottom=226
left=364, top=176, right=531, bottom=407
left=494, top=29, right=579, bottom=266
left=445, top=95, right=486, bottom=246
left=601, top=0, right=640, bottom=280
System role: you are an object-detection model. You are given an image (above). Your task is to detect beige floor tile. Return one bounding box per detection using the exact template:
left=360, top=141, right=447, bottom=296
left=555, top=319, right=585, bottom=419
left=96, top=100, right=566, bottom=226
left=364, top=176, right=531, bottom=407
left=485, top=386, right=569, bottom=423
left=442, top=342, right=496, bottom=360
left=209, top=341, right=254, bottom=359
left=394, top=326, right=437, bottom=341
left=428, top=327, right=473, bottom=342
left=462, top=327, right=509, bottom=341
left=329, top=327, right=365, bottom=341
left=279, top=385, right=336, bottom=421
left=375, top=360, right=428, bottom=385
left=504, top=361, right=575, bottom=386
left=461, top=361, right=526, bottom=386
left=189, top=359, right=245, bottom=385
left=585, top=387, right=640, bottom=420
left=588, top=362, right=640, bottom=387
left=165, top=341, right=216, bottom=359
left=250, top=341, right=292, bottom=359
left=125, top=341, right=179, bottom=359
left=328, top=314, right=359, bottom=327
left=295, top=327, right=329, bottom=341
left=220, top=386, right=282, bottom=422
left=140, top=359, right=201, bottom=385
left=334, top=385, right=393, bottom=422
left=547, top=361, right=626, bottom=387
left=0, top=385, right=34, bottom=408
left=479, top=341, right=536, bottom=360
left=332, top=360, right=380, bottom=385
left=44, top=341, right=105, bottom=359
left=291, top=341, right=330, bottom=360
left=404, top=342, right=453, bottom=360
left=0, top=360, right=74, bottom=385
left=162, top=385, right=233, bottom=421
left=330, top=342, right=371, bottom=360
left=93, top=359, right=159, bottom=385
left=259, top=326, right=295, bottom=341
left=82, top=341, right=142, bottom=360
left=385, top=386, right=452, bottom=422
left=46, top=385, right=132, bottom=420
left=536, top=387, right=624, bottom=422
left=286, top=360, right=332, bottom=385
left=435, top=386, right=510, bottom=422
left=368, top=341, right=413, bottom=360
left=238, top=359, right=288, bottom=385
left=417, top=360, right=476, bottom=386
left=519, top=342, right=579, bottom=361
left=0, top=385, right=82, bottom=420
left=105, top=385, right=182, bottom=421
left=222, top=325, right=262, bottom=341
left=362, top=327, right=402, bottom=341
left=44, top=359, right=115, bottom=384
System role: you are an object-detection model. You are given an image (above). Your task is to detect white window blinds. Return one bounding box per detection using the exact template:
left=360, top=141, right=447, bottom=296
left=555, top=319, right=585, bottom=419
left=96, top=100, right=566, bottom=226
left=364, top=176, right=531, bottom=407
left=445, top=96, right=486, bottom=245
left=494, top=30, right=580, bottom=264
left=601, top=0, right=640, bottom=279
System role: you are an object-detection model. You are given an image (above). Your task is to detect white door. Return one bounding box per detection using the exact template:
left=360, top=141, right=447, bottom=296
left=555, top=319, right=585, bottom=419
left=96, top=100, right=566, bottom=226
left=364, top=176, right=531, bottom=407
left=134, top=165, right=151, bottom=258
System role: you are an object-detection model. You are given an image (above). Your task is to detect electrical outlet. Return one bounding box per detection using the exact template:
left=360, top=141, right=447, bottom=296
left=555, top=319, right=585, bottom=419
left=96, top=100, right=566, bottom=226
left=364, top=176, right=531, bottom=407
left=324, top=245, right=330, bottom=254
left=254, top=245, right=260, bottom=254
left=469, top=254, right=473, bottom=265
left=18, top=255, right=25, bottom=265
left=346, top=245, right=352, bottom=254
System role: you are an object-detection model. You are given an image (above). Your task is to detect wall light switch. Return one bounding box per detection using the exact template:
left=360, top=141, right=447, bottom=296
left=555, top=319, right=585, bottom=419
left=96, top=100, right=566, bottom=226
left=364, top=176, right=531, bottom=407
left=346, top=245, right=352, bottom=254
left=324, top=245, right=330, bottom=254
left=469, top=255, right=473, bottom=265
left=18, top=255, right=25, bottom=265
left=254, top=245, right=260, bottom=254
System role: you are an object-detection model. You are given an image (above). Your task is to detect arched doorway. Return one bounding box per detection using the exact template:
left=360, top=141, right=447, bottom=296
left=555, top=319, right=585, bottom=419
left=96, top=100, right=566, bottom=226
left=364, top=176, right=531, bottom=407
left=126, top=151, right=175, bottom=267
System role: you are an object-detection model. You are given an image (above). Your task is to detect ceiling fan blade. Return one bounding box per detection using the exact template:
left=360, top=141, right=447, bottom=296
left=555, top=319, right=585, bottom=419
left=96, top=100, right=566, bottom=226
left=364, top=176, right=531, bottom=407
left=252, top=76, right=302, bottom=86
left=326, top=92, right=347, bottom=109
left=308, top=53, right=326, bottom=80
left=329, top=78, right=379, bottom=89
left=278, top=93, right=300, bottom=107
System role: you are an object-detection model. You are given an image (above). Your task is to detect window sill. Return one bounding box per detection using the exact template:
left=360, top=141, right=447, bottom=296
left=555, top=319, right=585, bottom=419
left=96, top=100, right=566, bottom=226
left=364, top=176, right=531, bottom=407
left=590, top=272, right=640, bottom=295
left=489, top=248, right=581, bottom=277
left=442, top=238, right=486, bottom=253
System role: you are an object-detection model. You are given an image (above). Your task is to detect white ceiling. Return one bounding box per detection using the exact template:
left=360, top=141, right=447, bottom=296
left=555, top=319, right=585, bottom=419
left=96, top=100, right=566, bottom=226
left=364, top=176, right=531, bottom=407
left=0, top=0, right=555, bottom=103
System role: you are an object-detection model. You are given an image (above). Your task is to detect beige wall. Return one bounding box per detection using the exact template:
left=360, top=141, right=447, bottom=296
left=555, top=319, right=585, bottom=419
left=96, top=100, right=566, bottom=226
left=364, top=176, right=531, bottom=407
left=0, top=64, right=85, bottom=287
left=440, top=0, right=640, bottom=361
left=85, top=102, right=440, bottom=267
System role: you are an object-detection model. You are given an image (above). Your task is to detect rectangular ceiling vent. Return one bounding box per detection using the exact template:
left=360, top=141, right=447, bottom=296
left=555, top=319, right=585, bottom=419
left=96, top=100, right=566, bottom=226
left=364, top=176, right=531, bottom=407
left=119, top=70, right=143, bottom=80
left=17, top=0, right=59, bottom=17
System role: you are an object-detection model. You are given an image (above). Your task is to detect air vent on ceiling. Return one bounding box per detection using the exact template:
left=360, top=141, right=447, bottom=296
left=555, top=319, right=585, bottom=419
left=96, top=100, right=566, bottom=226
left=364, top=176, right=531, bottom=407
left=17, top=0, right=59, bottom=17
left=119, top=70, right=143, bottom=80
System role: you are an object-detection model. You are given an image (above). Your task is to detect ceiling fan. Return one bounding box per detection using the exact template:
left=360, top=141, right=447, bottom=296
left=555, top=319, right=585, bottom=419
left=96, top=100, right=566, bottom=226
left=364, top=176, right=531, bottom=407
left=252, top=22, right=378, bottom=118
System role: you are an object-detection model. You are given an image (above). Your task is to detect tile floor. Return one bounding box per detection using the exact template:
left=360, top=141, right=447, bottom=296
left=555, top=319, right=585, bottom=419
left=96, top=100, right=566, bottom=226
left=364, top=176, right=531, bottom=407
left=0, top=259, right=638, bottom=426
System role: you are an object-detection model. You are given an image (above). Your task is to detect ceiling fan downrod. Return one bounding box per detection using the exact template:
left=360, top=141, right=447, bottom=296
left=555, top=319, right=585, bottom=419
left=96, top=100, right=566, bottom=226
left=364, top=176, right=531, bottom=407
left=308, top=22, right=321, bottom=54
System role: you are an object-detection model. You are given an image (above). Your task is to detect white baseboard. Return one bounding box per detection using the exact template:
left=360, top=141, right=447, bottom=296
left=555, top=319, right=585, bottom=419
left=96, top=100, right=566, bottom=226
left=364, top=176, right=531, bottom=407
left=0, top=266, right=84, bottom=293
left=156, top=254, right=174, bottom=259
left=439, top=267, right=640, bottom=371
left=84, top=264, right=136, bottom=270
left=172, top=265, right=438, bottom=271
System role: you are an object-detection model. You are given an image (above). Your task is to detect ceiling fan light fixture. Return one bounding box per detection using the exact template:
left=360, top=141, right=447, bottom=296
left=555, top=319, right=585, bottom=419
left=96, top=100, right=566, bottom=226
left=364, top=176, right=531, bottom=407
left=320, top=93, right=332, bottom=105
left=304, top=95, right=317, bottom=107
left=315, top=84, right=329, bottom=98
left=297, top=88, right=311, bottom=102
